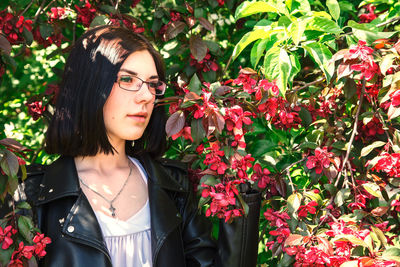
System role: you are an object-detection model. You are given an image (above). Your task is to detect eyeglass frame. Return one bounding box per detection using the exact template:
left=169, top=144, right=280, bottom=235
left=115, top=74, right=167, bottom=96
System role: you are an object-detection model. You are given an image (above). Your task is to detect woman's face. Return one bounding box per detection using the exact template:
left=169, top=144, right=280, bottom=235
left=103, top=50, right=157, bottom=145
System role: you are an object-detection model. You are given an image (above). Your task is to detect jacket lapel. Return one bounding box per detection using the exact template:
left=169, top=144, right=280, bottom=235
left=137, top=155, right=185, bottom=264
left=36, top=157, right=111, bottom=262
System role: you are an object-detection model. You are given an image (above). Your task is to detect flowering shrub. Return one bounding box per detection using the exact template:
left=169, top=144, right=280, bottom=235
left=2, top=0, right=400, bottom=266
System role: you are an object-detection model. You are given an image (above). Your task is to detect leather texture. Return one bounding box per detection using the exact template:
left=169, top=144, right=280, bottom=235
left=20, top=154, right=260, bottom=267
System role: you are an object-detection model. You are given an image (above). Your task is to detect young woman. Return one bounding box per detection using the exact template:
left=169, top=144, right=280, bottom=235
left=22, top=25, right=260, bottom=267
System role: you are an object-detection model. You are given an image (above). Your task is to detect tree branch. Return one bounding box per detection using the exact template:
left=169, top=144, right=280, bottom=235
left=291, top=77, right=325, bottom=93
left=19, top=0, right=35, bottom=17
left=335, top=78, right=366, bottom=185
left=376, top=16, right=400, bottom=28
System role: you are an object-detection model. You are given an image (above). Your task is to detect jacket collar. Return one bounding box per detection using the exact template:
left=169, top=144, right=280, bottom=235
left=37, top=155, right=185, bottom=204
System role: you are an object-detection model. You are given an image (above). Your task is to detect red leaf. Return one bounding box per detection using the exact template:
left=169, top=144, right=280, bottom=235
left=0, top=138, right=27, bottom=151
left=337, top=63, right=353, bottom=80
left=165, top=21, right=186, bottom=41
left=166, top=111, right=185, bottom=137
left=371, top=206, right=389, bottom=216
left=284, top=234, right=304, bottom=247
left=184, top=91, right=201, bottom=102
left=0, top=34, right=11, bottom=55
left=197, top=17, right=214, bottom=32
left=189, top=35, right=207, bottom=62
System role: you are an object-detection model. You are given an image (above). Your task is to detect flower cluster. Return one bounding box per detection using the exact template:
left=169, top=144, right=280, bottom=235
left=75, top=2, right=96, bottom=27
left=190, top=52, right=218, bottom=72
left=9, top=233, right=51, bottom=267
left=25, top=100, right=46, bottom=121
left=371, top=152, right=400, bottom=177
left=359, top=4, right=377, bottom=23
left=258, top=97, right=302, bottom=129
left=203, top=143, right=227, bottom=174
left=306, top=147, right=334, bottom=174
left=201, top=180, right=243, bottom=222
left=345, top=40, right=380, bottom=81
left=0, top=11, right=33, bottom=45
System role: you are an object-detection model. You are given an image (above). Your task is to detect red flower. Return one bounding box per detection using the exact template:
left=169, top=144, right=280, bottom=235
left=224, top=105, right=254, bottom=131
left=371, top=152, right=400, bottom=177
left=203, top=143, right=227, bottom=174
left=75, top=2, right=96, bottom=27
left=251, top=163, right=271, bottom=189
left=47, top=7, right=67, bottom=22
left=25, top=100, right=46, bottom=121
left=0, top=11, right=33, bottom=45
left=297, top=200, right=318, bottom=219
left=233, top=72, right=257, bottom=93
left=256, top=79, right=279, bottom=98
left=33, top=232, right=51, bottom=258
left=263, top=208, right=290, bottom=228
left=391, top=199, right=400, bottom=212
left=390, top=90, right=400, bottom=107
left=0, top=225, right=14, bottom=249
left=306, top=147, right=334, bottom=174
left=190, top=52, right=218, bottom=72
left=359, top=4, right=377, bottom=23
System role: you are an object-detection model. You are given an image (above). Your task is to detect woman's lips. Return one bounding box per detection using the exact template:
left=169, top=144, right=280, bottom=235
left=127, top=113, right=147, bottom=122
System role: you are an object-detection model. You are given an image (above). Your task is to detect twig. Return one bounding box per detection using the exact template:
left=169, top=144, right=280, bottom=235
left=335, top=78, right=366, bottom=184
left=286, top=169, right=295, bottom=193
left=19, top=0, right=35, bottom=17
left=281, top=158, right=307, bottom=174
left=346, top=161, right=356, bottom=186
left=222, top=55, right=233, bottom=78
left=376, top=16, right=400, bottom=28
left=291, top=77, right=325, bottom=93
left=33, top=0, right=47, bottom=25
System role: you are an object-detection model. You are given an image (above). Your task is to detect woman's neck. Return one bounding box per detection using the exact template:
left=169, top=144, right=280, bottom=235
left=74, top=141, right=130, bottom=175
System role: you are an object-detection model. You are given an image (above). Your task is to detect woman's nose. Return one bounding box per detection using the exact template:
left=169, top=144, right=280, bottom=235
left=134, top=82, right=155, bottom=103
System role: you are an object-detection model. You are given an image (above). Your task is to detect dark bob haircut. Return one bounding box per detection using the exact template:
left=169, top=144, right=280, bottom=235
left=45, top=25, right=167, bottom=158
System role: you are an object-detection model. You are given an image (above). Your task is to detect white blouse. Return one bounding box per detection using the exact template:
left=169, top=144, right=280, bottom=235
left=94, top=157, right=152, bottom=267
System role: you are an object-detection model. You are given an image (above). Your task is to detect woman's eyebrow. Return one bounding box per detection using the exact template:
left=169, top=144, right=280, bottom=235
left=119, top=68, right=159, bottom=79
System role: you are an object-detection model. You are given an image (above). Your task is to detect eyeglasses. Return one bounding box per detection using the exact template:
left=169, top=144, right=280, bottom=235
left=116, top=75, right=166, bottom=96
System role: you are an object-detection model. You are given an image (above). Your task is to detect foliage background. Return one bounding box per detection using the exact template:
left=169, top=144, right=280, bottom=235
left=2, top=0, right=400, bottom=266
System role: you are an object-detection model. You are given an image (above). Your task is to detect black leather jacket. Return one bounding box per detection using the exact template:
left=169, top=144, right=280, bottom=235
left=21, top=154, right=261, bottom=267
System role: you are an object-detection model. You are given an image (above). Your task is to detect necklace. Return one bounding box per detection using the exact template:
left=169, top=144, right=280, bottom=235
left=78, top=162, right=133, bottom=218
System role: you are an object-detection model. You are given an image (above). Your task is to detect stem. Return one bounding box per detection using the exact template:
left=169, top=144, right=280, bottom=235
left=376, top=16, right=400, bottom=28
left=281, top=158, right=306, bottom=174
left=291, top=77, right=325, bottom=93
left=33, top=0, right=48, bottom=25
left=222, top=55, right=233, bottom=79
left=335, top=78, right=366, bottom=184
left=286, top=168, right=295, bottom=193
left=19, top=0, right=35, bottom=17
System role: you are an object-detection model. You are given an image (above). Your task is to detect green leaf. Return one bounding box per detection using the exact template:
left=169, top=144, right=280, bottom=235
left=232, top=28, right=271, bottom=61
left=348, top=20, right=397, bottom=45
left=199, top=175, right=220, bottom=186
left=380, top=54, right=396, bottom=76
left=39, top=24, right=54, bottom=40
left=371, top=225, right=387, bottom=248
left=382, top=247, right=400, bottom=262
left=0, top=248, right=13, bottom=266
left=334, top=188, right=350, bottom=207
left=22, top=27, right=33, bottom=46
left=16, top=201, right=31, bottom=210
left=299, top=107, right=312, bottom=127
left=302, top=42, right=333, bottom=82
left=89, top=15, right=109, bottom=28
left=191, top=119, right=205, bottom=144
left=235, top=1, right=278, bottom=20
left=188, top=74, right=202, bottom=95
left=299, top=141, right=318, bottom=150
left=362, top=182, right=382, bottom=198
left=264, top=47, right=291, bottom=95
left=18, top=215, right=34, bottom=242
left=250, top=139, right=276, bottom=157
left=290, top=20, right=306, bottom=46
left=287, top=192, right=302, bottom=216
left=326, top=0, right=340, bottom=21
left=334, top=234, right=369, bottom=248
left=360, top=141, right=386, bottom=157
left=307, top=16, right=342, bottom=35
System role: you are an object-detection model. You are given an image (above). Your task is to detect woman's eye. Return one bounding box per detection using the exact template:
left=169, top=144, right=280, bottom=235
left=148, top=81, right=160, bottom=88
left=120, top=76, right=133, bottom=83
